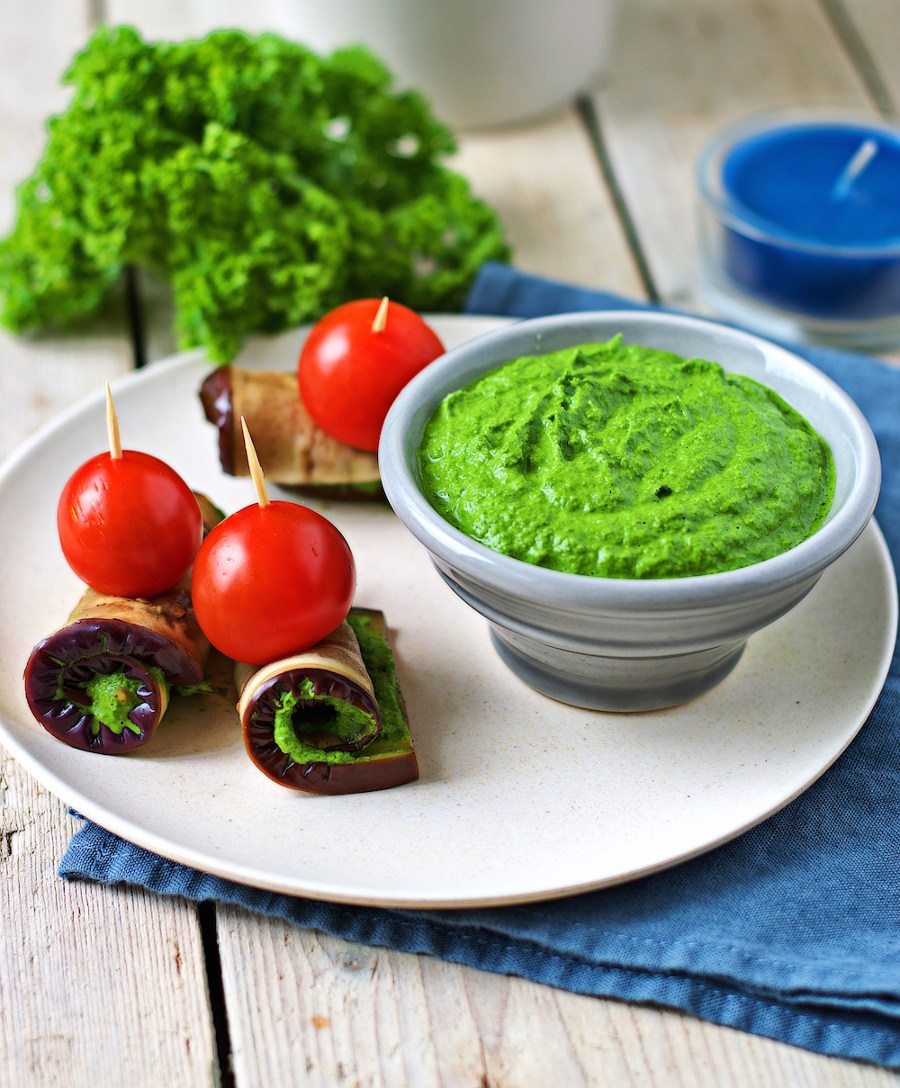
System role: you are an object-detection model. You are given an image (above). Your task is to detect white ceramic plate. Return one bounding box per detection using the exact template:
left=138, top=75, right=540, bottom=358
left=0, top=316, right=895, bottom=908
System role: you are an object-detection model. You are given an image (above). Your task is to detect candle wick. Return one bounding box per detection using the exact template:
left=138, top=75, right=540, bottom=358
left=831, top=138, right=879, bottom=200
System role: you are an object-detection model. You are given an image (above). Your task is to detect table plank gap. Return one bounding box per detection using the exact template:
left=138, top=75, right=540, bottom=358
left=576, top=94, right=660, bottom=302
left=198, top=901, right=238, bottom=1088
left=124, top=266, right=149, bottom=369
left=818, top=0, right=897, bottom=116
left=829, top=0, right=900, bottom=113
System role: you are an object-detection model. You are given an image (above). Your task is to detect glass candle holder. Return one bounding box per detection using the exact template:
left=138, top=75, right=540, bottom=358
left=698, top=110, right=900, bottom=349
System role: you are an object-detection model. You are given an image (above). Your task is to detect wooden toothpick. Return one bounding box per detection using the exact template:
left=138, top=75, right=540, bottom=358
left=106, top=383, right=122, bottom=460
left=241, top=416, right=270, bottom=508
left=371, top=295, right=389, bottom=333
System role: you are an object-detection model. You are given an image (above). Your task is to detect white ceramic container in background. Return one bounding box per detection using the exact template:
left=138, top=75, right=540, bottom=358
left=274, top=0, right=613, bottom=127
left=380, top=311, right=882, bottom=711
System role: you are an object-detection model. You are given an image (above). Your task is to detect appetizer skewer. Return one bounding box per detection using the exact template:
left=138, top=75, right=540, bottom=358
left=25, top=389, right=219, bottom=753
left=25, top=492, right=222, bottom=753
left=194, top=422, right=418, bottom=794
left=199, top=297, right=444, bottom=496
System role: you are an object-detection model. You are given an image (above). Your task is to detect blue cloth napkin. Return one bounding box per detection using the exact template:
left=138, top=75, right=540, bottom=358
left=62, top=263, right=900, bottom=1069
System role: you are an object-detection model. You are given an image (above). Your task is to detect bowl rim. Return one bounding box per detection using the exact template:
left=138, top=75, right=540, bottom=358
left=379, top=309, right=881, bottom=613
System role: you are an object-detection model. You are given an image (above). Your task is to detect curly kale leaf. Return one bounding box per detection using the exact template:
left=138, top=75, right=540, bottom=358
left=348, top=171, right=512, bottom=311
left=0, top=25, right=509, bottom=359
left=158, top=124, right=352, bottom=361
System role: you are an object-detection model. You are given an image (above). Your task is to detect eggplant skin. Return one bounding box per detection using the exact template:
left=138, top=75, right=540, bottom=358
left=248, top=742, right=420, bottom=795
left=24, top=617, right=199, bottom=754
left=199, top=366, right=235, bottom=475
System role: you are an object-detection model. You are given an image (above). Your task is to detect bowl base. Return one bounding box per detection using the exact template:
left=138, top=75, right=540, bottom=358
left=489, top=628, right=747, bottom=712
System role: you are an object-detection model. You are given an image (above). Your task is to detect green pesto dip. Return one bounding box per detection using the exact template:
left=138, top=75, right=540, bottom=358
left=418, top=338, right=835, bottom=579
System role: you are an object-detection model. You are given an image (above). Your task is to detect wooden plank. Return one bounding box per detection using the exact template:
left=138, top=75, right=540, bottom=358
left=0, top=5, right=219, bottom=1086
left=0, top=762, right=217, bottom=1088
left=215, top=916, right=900, bottom=1088
left=581, top=1, right=898, bottom=1084
left=592, top=0, right=876, bottom=310
left=452, top=115, right=642, bottom=297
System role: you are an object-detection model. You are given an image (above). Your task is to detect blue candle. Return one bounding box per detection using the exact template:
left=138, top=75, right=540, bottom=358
left=698, top=113, right=900, bottom=343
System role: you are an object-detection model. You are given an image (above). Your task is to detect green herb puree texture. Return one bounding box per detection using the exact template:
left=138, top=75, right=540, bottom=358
left=271, top=613, right=411, bottom=766
left=418, top=338, right=835, bottom=579
left=82, top=666, right=168, bottom=736
left=272, top=679, right=377, bottom=765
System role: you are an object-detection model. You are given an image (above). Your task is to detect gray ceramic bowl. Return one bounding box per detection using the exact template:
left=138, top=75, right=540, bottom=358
left=379, top=312, right=881, bottom=711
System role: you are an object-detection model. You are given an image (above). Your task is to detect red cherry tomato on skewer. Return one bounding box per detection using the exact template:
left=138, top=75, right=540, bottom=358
left=58, top=450, right=203, bottom=598
left=191, top=500, right=356, bottom=665
left=298, top=297, right=445, bottom=452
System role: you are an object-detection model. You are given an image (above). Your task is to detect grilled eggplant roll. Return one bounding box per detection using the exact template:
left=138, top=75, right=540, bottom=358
left=24, top=494, right=223, bottom=754
left=200, top=367, right=382, bottom=499
left=236, top=609, right=418, bottom=794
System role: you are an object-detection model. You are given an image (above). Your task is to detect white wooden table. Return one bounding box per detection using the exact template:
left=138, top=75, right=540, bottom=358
left=2, top=2, right=898, bottom=1085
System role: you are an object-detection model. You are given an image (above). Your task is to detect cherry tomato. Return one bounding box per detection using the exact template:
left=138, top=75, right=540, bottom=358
left=58, top=451, right=202, bottom=598
left=298, top=298, right=445, bottom=452
left=191, top=500, right=355, bottom=665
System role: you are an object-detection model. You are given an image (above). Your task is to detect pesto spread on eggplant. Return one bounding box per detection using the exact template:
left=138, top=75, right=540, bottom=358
left=271, top=613, right=410, bottom=766
left=418, top=338, right=835, bottom=579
